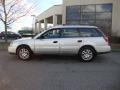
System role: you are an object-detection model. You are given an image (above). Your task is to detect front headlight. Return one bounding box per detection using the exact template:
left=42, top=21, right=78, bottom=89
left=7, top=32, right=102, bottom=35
left=9, top=41, right=18, bottom=47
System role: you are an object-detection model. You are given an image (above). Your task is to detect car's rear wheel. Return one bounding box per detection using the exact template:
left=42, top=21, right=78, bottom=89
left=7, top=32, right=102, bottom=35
left=17, top=46, right=32, bottom=61
left=79, top=47, right=96, bottom=62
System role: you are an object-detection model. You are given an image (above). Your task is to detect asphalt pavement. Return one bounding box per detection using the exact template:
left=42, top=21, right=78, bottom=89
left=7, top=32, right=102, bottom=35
left=0, top=50, right=120, bottom=90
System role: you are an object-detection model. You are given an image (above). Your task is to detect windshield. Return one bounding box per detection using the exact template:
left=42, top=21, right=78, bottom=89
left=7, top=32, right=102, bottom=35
left=33, top=30, right=47, bottom=39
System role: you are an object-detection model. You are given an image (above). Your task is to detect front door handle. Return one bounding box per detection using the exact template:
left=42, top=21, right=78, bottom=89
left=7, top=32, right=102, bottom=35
left=53, top=41, right=58, bottom=43
left=77, top=40, right=82, bottom=43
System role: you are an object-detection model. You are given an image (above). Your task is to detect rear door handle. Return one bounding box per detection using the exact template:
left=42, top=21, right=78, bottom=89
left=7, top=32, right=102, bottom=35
left=77, top=40, right=82, bottom=43
left=53, top=41, right=58, bottom=43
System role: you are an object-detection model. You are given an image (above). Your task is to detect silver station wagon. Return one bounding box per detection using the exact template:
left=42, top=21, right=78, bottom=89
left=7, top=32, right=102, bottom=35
left=8, top=25, right=111, bottom=62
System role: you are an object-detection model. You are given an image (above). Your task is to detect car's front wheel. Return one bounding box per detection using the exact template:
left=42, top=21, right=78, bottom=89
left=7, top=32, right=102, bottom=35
left=79, top=47, right=96, bottom=62
left=17, top=46, right=32, bottom=61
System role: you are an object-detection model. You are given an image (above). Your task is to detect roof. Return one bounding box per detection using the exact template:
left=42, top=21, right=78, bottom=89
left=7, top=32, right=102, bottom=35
left=52, top=25, right=98, bottom=29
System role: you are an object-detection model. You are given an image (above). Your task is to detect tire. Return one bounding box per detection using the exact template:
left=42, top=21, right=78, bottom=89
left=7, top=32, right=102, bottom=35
left=79, top=47, right=96, bottom=62
left=17, top=46, right=32, bottom=61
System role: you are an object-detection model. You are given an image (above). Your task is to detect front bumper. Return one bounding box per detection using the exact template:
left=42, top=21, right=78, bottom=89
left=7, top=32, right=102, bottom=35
left=8, top=46, right=16, bottom=54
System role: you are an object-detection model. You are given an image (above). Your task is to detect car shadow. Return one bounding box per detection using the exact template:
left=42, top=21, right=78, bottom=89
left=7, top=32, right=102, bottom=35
left=30, top=54, right=106, bottom=64
left=9, top=53, right=108, bottom=64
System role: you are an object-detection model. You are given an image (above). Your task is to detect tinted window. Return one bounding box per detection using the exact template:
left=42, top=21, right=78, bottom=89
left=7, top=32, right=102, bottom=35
left=79, top=28, right=102, bottom=37
left=7, top=32, right=11, bottom=34
left=41, top=29, right=60, bottom=39
left=61, top=28, right=80, bottom=38
left=10, top=32, right=15, bottom=34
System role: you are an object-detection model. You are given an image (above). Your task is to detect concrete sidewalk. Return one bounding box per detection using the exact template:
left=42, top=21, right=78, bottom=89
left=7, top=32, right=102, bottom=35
left=111, top=43, right=120, bottom=52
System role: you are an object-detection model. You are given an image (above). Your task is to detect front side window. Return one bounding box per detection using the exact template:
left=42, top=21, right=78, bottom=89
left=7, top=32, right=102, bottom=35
left=79, top=28, right=101, bottom=37
left=61, top=28, right=80, bottom=38
left=41, top=29, right=60, bottom=39
left=10, top=32, right=15, bottom=34
left=7, top=32, right=11, bottom=35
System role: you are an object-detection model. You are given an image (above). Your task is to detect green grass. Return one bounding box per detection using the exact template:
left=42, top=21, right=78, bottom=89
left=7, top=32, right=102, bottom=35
left=0, top=42, right=10, bottom=50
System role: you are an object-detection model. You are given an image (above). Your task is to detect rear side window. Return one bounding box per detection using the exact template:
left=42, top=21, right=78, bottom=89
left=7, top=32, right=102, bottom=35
left=61, top=28, right=80, bottom=38
left=79, top=28, right=103, bottom=37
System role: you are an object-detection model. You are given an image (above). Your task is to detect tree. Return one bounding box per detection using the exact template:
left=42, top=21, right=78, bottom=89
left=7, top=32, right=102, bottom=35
left=0, top=0, right=33, bottom=42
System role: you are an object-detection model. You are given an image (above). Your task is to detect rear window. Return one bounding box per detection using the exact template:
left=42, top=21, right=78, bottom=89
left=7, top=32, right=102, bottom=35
left=79, top=28, right=103, bottom=37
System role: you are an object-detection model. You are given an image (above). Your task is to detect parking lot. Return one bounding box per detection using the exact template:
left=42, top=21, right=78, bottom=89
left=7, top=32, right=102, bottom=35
left=0, top=50, right=120, bottom=90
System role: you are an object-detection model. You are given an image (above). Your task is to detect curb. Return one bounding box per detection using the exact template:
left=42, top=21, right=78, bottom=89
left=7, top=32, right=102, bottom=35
left=112, top=48, right=120, bottom=52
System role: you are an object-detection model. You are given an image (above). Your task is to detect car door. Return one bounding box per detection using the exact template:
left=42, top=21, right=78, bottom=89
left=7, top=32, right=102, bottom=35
left=59, top=28, right=84, bottom=55
left=34, top=29, right=60, bottom=54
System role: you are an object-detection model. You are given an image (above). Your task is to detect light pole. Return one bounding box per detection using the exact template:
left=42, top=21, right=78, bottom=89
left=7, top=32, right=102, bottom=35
left=31, top=15, right=36, bottom=37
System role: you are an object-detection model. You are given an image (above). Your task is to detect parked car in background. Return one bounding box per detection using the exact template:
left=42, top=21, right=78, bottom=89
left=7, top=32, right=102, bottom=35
left=18, top=30, right=35, bottom=37
left=8, top=25, right=111, bottom=62
left=0, top=31, right=22, bottom=40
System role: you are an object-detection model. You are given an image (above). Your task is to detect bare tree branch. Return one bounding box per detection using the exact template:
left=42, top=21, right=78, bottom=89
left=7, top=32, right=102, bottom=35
left=0, top=0, right=33, bottom=42
left=7, top=0, right=22, bottom=15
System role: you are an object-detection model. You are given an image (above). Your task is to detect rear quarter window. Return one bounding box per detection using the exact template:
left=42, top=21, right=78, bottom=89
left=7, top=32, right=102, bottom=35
left=79, top=28, right=103, bottom=37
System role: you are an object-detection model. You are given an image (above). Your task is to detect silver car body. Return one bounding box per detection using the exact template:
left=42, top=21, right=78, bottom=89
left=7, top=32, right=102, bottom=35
left=8, top=25, right=111, bottom=55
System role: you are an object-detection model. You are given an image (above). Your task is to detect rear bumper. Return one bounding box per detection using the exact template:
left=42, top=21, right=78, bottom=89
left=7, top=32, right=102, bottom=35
left=95, top=45, right=111, bottom=53
left=98, top=51, right=111, bottom=54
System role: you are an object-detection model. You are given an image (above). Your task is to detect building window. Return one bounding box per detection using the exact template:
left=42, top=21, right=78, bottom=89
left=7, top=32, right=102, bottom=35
left=81, top=5, right=95, bottom=12
left=81, top=12, right=95, bottom=20
left=66, top=5, right=81, bottom=21
left=96, top=4, right=112, bottom=12
left=66, top=3, right=112, bottom=36
left=80, top=20, right=95, bottom=25
left=66, top=5, right=81, bottom=14
left=66, top=20, right=80, bottom=25
left=96, top=12, right=112, bottom=20
left=67, top=13, right=81, bottom=20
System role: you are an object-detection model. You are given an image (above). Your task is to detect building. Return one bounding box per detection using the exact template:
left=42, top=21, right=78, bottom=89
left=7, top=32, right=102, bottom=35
left=36, top=0, right=120, bottom=39
left=35, top=5, right=62, bottom=33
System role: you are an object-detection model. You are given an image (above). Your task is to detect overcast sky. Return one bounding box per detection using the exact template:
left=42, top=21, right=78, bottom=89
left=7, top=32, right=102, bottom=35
left=0, top=0, right=62, bottom=32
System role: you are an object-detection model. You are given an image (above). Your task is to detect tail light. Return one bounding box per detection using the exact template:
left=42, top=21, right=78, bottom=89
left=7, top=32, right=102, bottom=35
left=97, top=28, right=109, bottom=44
left=103, top=35, right=109, bottom=44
